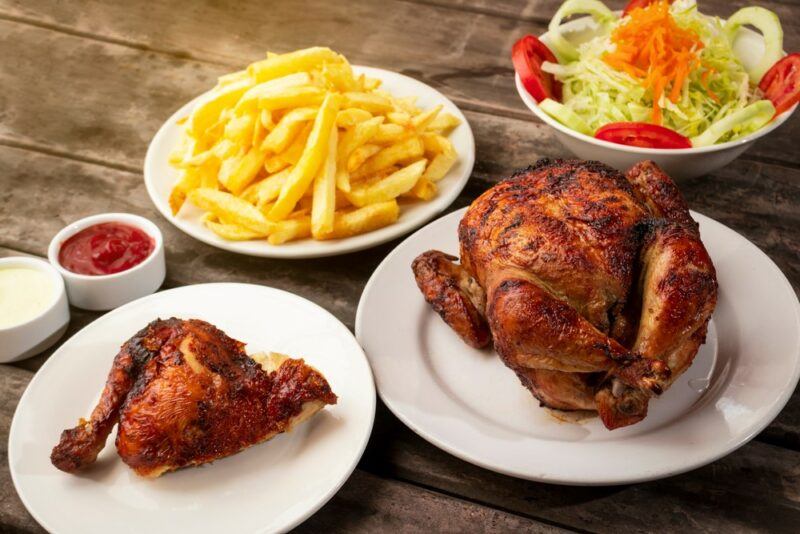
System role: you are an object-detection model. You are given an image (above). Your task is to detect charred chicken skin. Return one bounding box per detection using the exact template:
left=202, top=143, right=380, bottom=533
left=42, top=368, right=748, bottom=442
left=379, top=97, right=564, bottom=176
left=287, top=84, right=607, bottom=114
left=412, top=159, right=717, bottom=429
left=51, top=318, right=336, bottom=477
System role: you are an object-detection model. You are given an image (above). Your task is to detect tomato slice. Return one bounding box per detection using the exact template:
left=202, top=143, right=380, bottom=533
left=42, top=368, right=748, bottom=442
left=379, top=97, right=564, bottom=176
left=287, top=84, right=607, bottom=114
left=512, top=35, right=561, bottom=103
left=595, top=122, right=692, bottom=149
left=759, top=53, right=800, bottom=117
left=622, top=0, right=672, bottom=16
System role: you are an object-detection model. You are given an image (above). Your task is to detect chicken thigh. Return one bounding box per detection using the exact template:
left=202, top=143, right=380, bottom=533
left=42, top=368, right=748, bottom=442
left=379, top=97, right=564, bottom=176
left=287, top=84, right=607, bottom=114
left=412, top=159, right=716, bottom=429
left=51, top=318, right=337, bottom=476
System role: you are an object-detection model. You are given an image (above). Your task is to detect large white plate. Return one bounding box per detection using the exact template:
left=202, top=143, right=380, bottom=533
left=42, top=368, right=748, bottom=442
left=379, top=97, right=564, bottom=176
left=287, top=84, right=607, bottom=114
left=144, top=66, right=475, bottom=258
left=9, top=283, right=375, bottom=533
left=356, top=208, right=800, bottom=485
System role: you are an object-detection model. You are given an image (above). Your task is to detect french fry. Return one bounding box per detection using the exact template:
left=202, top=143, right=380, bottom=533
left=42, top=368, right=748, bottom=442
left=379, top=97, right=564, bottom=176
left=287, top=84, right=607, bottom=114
left=319, top=62, right=357, bottom=92
left=336, top=108, right=372, bottom=127
left=261, top=107, right=317, bottom=153
left=311, top=122, right=338, bottom=237
left=218, top=146, right=267, bottom=194
left=394, top=96, right=420, bottom=115
left=169, top=168, right=202, bottom=215
left=426, top=112, right=461, bottom=133
left=318, top=200, right=399, bottom=240
left=188, top=188, right=275, bottom=234
left=268, top=217, right=312, bottom=244
left=355, top=136, right=425, bottom=177
left=236, top=73, right=311, bottom=114
left=402, top=177, right=438, bottom=200
left=342, top=92, right=392, bottom=113
left=203, top=214, right=268, bottom=241
left=345, top=159, right=427, bottom=207
left=411, top=104, right=443, bottom=130
left=265, top=122, right=312, bottom=172
left=347, top=144, right=381, bottom=172
left=223, top=113, right=256, bottom=147
left=269, top=93, right=341, bottom=220
left=249, top=167, right=292, bottom=208
left=188, top=78, right=252, bottom=137
left=422, top=150, right=457, bottom=182
left=386, top=111, right=411, bottom=126
left=260, top=109, right=276, bottom=130
left=372, top=123, right=408, bottom=144
left=258, top=86, right=325, bottom=111
left=248, top=47, right=343, bottom=83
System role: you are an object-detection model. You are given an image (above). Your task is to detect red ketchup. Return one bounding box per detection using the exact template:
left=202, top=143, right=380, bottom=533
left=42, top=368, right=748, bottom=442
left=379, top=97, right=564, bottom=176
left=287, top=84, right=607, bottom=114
left=59, top=222, right=154, bottom=276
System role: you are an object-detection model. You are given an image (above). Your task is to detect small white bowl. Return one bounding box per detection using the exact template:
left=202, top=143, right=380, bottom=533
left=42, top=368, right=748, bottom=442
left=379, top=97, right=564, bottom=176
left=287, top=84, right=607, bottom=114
left=517, top=16, right=798, bottom=180
left=48, top=213, right=166, bottom=311
left=0, top=257, right=69, bottom=363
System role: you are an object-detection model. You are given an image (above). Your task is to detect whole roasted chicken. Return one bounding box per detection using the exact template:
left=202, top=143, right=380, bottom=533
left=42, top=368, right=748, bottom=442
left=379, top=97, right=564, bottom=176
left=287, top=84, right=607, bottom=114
left=413, top=159, right=717, bottom=429
left=51, top=318, right=336, bottom=477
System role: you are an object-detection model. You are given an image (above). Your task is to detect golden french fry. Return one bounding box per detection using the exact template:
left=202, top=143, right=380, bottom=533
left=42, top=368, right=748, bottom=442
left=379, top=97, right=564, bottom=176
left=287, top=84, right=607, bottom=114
left=335, top=167, right=351, bottom=193
left=236, top=73, right=311, bottom=115
left=372, top=123, right=408, bottom=144
left=394, top=96, right=420, bottom=115
left=360, top=77, right=382, bottom=91
left=338, top=116, right=383, bottom=163
left=203, top=214, right=268, bottom=241
left=261, top=107, right=317, bottom=153
left=311, top=122, right=338, bottom=237
left=346, top=159, right=427, bottom=207
left=188, top=188, right=275, bottom=234
left=318, top=62, right=357, bottom=92
left=342, top=92, right=392, bottom=113
left=248, top=167, right=292, bottom=208
left=403, top=177, right=438, bottom=200
left=426, top=112, right=461, bottom=133
left=258, top=86, right=325, bottom=111
left=264, top=122, right=313, bottom=172
left=218, top=146, right=267, bottom=194
left=169, top=169, right=200, bottom=215
left=216, top=69, right=250, bottom=88
left=268, top=217, right=312, bottom=245
left=260, top=109, right=275, bottom=130
left=411, top=104, right=443, bottom=130
left=347, top=144, right=381, bottom=172
left=269, top=93, right=341, bottom=220
left=422, top=150, right=457, bottom=182
left=318, top=200, right=399, bottom=240
left=248, top=47, right=343, bottom=83
left=223, top=113, right=256, bottom=148
left=355, top=136, right=425, bottom=177
left=188, top=78, right=252, bottom=137
left=336, top=108, right=372, bottom=127
left=387, top=111, right=411, bottom=126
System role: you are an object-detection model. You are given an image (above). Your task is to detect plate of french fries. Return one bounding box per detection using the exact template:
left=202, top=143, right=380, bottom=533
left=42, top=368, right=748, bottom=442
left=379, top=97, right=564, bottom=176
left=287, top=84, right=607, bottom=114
left=144, top=47, right=474, bottom=258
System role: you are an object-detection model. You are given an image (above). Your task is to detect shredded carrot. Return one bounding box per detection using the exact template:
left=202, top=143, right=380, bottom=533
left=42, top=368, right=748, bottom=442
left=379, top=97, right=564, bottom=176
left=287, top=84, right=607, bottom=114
left=603, top=0, right=706, bottom=123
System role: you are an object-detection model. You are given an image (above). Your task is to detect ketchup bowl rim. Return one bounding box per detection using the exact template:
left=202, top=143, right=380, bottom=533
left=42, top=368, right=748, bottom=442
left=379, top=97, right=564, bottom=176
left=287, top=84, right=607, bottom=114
left=47, top=213, right=164, bottom=282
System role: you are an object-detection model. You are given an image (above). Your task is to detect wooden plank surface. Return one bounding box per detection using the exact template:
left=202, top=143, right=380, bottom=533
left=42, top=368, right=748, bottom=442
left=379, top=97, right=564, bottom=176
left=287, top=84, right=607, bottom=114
left=0, top=0, right=799, bottom=531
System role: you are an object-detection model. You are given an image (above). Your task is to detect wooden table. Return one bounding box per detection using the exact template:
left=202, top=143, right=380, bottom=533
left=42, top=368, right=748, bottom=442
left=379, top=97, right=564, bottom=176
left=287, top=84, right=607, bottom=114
left=1, top=0, right=798, bottom=531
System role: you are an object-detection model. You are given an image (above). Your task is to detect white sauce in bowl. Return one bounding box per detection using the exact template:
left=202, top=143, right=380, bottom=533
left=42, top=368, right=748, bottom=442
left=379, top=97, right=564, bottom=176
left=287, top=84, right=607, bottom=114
left=0, top=267, right=55, bottom=328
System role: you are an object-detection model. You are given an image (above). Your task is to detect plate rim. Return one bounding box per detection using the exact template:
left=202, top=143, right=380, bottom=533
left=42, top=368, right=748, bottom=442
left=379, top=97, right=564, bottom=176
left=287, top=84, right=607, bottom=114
left=9, top=282, right=376, bottom=533
left=143, top=65, right=476, bottom=259
left=355, top=207, right=800, bottom=485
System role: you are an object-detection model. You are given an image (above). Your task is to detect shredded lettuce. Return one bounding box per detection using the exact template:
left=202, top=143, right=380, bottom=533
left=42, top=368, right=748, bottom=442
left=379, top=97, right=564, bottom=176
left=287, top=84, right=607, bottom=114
left=540, top=0, right=782, bottom=145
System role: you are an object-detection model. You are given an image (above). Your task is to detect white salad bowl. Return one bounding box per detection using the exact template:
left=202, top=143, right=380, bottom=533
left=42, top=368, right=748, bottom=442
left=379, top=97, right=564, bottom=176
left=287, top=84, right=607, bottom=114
left=48, top=213, right=166, bottom=311
left=0, top=257, right=69, bottom=363
left=517, top=15, right=798, bottom=180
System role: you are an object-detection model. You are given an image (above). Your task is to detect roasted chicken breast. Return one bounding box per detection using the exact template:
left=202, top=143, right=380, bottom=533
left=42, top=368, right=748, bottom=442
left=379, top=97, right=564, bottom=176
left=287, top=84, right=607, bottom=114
left=51, top=318, right=336, bottom=477
left=412, top=159, right=717, bottom=429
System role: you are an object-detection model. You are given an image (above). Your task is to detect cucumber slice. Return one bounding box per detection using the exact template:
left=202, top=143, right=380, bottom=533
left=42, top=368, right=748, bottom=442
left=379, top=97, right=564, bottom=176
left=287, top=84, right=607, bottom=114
left=690, top=99, right=775, bottom=147
left=724, top=7, right=784, bottom=84
left=547, top=0, right=617, bottom=62
left=538, top=98, right=592, bottom=135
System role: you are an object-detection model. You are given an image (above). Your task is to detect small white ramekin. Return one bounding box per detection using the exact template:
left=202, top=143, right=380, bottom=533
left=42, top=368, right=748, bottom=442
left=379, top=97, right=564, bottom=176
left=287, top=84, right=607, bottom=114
left=0, top=256, right=70, bottom=362
left=48, top=213, right=166, bottom=311
left=517, top=15, right=798, bottom=180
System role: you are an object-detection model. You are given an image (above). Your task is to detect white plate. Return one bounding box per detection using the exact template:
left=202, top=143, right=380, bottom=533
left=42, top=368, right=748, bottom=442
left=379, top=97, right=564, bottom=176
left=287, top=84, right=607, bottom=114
left=9, top=283, right=375, bottom=533
left=144, top=66, right=475, bottom=258
left=356, top=208, right=800, bottom=485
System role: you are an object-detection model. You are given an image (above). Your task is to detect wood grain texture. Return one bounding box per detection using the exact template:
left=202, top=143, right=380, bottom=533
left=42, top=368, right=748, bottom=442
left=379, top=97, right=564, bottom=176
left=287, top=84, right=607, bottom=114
left=362, top=403, right=800, bottom=533
left=0, top=0, right=799, bottom=166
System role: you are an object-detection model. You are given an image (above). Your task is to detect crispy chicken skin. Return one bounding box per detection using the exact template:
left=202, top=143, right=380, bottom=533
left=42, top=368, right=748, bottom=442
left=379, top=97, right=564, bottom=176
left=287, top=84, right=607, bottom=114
left=412, top=159, right=717, bottom=429
left=51, top=318, right=336, bottom=476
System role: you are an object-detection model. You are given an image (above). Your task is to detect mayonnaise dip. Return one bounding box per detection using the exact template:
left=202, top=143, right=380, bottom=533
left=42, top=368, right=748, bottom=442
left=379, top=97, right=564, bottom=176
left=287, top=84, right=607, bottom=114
left=0, top=267, right=54, bottom=328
